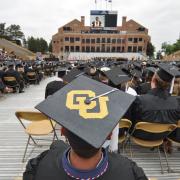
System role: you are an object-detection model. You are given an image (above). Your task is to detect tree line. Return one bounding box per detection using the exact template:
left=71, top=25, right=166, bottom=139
left=0, top=23, right=52, bottom=53
left=162, top=39, right=180, bottom=55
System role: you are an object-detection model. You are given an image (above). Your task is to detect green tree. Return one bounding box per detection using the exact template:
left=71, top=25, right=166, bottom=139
left=0, top=23, right=6, bottom=36
left=162, top=39, right=180, bottom=55
left=6, top=24, right=24, bottom=40
left=27, top=36, right=48, bottom=53
left=146, top=42, right=155, bottom=57
left=27, top=36, right=37, bottom=52
left=173, top=39, right=180, bottom=52
left=48, top=40, right=52, bottom=52
left=39, top=38, right=48, bottom=53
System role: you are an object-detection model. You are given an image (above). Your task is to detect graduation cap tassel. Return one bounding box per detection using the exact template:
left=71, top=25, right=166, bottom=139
left=85, top=88, right=118, bottom=104
left=75, top=72, right=85, bottom=78
left=169, top=77, right=175, bottom=94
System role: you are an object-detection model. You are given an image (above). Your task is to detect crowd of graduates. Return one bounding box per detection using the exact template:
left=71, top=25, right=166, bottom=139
left=0, top=55, right=59, bottom=94
left=45, top=58, right=180, bottom=152
left=46, top=58, right=180, bottom=96
left=23, top=58, right=180, bottom=180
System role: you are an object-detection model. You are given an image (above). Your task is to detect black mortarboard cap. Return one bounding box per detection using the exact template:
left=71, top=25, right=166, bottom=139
left=7, top=62, right=14, bottom=67
left=36, top=75, right=135, bottom=148
left=63, top=68, right=85, bottom=83
left=146, top=67, right=156, bottom=73
left=146, top=67, right=157, bottom=77
left=57, top=68, right=67, bottom=78
left=103, top=67, right=131, bottom=86
left=77, top=63, right=86, bottom=71
left=16, top=63, right=23, bottom=68
left=131, top=68, right=142, bottom=78
left=157, top=64, right=180, bottom=82
left=133, top=61, right=142, bottom=69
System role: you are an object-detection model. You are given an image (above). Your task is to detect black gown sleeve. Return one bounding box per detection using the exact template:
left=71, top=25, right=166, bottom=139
left=23, top=150, right=49, bottom=180
left=131, top=161, right=148, bottom=180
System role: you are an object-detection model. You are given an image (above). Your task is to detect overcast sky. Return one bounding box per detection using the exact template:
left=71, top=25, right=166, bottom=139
left=0, top=0, right=180, bottom=51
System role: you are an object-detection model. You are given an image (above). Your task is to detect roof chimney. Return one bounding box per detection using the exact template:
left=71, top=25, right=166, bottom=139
left=81, top=16, right=85, bottom=26
left=122, top=16, right=127, bottom=26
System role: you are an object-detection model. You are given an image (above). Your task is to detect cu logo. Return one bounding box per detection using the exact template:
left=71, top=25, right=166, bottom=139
left=66, top=90, right=109, bottom=119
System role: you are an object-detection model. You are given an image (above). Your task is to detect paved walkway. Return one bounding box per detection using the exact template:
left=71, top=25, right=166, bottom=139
left=0, top=76, right=180, bottom=180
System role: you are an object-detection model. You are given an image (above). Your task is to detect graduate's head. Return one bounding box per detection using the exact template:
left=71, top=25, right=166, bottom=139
left=151, top=64, right=176, bottom=90
left=62, top=127, right=100, bottom=159
left=151, top=72, right=171, bottom=90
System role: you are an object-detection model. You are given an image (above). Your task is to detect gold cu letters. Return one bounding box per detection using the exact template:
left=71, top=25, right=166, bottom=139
left=66, top=90, right=109, bottom=119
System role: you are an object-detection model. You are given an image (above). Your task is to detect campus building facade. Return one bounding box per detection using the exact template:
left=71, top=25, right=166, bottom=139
left=52, top=16, right=151, bottom=59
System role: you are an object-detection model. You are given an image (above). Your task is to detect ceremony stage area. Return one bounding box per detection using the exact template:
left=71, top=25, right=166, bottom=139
left=0, top=76, right=180, bottom=180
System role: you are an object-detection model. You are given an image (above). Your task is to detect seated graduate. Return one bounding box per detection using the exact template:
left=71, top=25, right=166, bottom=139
left=3, top=63, right=25, bottom=93
left=24, top=75, right=148, bottom=180
left=136, top=67, right=156, bottom=95
left=16, top=64, right=29, bottom=86
left=168, top=77, right=180, bottom=146
left=45, top=68, right=67, bottom=99
left=130, top=64, right=180, bottom=126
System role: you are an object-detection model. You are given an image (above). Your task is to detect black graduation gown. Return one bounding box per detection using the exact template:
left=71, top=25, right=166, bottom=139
left=130, top=89, right=180, bottom=141
left=132, top=88, right=180, bottom=124
left=0, top=70, right=5, bottom=79
left=23, top=141, right=148, bottom=180
left=168, top=96, right=180, bottom=143
left=0, top=78, right=5, bottom=91
left=136, top=82, right=151, bottom=95
left=3, top=69, right=21, bottom=83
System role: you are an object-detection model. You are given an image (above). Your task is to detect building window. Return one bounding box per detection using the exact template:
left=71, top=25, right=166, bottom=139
left=128, top=46, right=132, bottom=52
left=70, top=38, right=74, bottom=43
left=117, top=47, right=121, bottom=52
left=60, top=39, right=63, bottom=42
left=139, top=38, right=143, bottom=42
left=53, top=41, right=56, bottom=43
left=75, top=46, right=80, bottom=52
left=70, top=46, right=74, bottom=52
left=65, top=46, right=69, bottom=52
left=96, top=46, right=100, bottom=52
left=112, top=47, right=116, bottom=52
left=134, top=38, right=138, bottom=43
left=112, top=39, right=116, bottom=44
left=106, top=46, right=110, bottom=52
left=107, top=38, right=111, bottom=43
left=86, top=39, right=90, bottom=43
left=96, top=38, right=100, bottom=43
left=60, top=47, right=63, bottom=52
left=91, top=46, right=95, bottom=52
left=133, top=46, right=137, bottom=52
left=138, top=46, right=143, bottom=52
left=63, top=26, right=71, bottom=31
left=82, top=47, right=85, bottom=52
left=75, top=37, right=80, bottom=41
left=65, top=37, right=69, bottom=42
left=86, top=46, right=90, bottom=52
left=101, top=44, right=105, bottom=52
left=122, top=46, right=125, bottom=52
left=91, top=39, right=95, bottom=44
left=128, top=38, right=133, bottom=42
left=82, top=39, right=85, bottom=43
left=117, top=39, right=122, bottom=44
left=102, top=38, right=106, bottom=43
